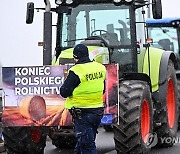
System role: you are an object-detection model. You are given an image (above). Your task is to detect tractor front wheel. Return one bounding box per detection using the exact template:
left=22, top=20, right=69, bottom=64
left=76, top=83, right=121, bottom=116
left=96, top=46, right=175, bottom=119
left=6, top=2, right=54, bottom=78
left=3, top=127, right=47, bottom=154
left=113, top=80, right=153, bottom=154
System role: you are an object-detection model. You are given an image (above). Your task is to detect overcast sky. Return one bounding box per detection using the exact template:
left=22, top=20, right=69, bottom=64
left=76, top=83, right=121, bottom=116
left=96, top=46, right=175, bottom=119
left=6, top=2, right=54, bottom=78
left=0, top=0, right=180, bottom=67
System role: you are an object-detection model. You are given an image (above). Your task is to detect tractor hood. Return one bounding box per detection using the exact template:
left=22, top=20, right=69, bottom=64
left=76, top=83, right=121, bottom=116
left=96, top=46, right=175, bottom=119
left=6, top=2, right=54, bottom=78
left=52, top=46, right=109, bottom=65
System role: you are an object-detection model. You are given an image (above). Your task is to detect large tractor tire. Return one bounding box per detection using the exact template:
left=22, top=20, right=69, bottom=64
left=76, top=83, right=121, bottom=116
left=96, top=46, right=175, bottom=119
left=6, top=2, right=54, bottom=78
left=48, top=127, right=76, bottom=149
left=3, top=127, right=47, bottom=154
left=113, top=80, right=153, bottom=154
left=153, top=60, right=179, bottom=147
left=177, top=79, right=180, bottom=130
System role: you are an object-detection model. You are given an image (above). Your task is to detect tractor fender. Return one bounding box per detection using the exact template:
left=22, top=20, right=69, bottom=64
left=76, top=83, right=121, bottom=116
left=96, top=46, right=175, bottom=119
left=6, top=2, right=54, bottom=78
left=121, top=72, right=152, bottom=91
left=153, top=51, right=177, bottom=107
left=139, top=47, right=177, bottom=92
left=139, top=47, right=163, bottom=92
left=159, top=51, right=177, bottom=86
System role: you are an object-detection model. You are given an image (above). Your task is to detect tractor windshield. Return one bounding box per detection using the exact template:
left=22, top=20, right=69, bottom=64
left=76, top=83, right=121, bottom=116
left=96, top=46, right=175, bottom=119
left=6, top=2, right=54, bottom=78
left=148, top=27, right=179, bottom=54
left=56, top=3, right=140, bottom=72
left=61, top=4, right=130, bottom=48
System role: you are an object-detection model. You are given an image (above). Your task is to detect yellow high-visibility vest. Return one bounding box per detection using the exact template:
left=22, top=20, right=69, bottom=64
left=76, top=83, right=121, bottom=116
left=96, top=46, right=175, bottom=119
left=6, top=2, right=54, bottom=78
left=65, top=61, right=106, bottom=109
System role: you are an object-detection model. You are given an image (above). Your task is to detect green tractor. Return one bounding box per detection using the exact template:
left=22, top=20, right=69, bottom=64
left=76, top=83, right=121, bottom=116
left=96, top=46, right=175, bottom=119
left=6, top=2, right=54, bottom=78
left=2, top=0, right=179, bottom=154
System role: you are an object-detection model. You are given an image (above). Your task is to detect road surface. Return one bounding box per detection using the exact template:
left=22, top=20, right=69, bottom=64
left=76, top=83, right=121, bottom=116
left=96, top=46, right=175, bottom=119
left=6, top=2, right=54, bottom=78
left=1, top=127, right=180, bottom=154
left=45, top=127, right=180, bottom=154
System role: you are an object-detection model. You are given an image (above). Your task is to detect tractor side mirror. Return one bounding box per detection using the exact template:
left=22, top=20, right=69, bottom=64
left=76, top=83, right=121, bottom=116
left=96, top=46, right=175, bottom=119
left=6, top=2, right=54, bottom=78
left=26, top=2, right=34, bottom=24
left=152, top=0, right=162, bottom=19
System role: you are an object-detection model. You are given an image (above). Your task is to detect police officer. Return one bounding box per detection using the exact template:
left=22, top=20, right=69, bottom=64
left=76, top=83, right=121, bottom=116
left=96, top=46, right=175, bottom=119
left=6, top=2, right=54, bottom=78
left=60, top=43, right=106, bottom=154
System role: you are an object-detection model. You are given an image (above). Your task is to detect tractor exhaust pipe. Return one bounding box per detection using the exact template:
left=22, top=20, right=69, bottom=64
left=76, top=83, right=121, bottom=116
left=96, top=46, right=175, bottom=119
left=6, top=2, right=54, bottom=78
left=43, top=0, right=52, bottom=65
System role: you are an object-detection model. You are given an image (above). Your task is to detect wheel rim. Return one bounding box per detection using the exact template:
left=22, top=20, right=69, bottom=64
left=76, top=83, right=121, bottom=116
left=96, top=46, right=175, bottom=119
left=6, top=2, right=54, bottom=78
left=167, top=78, right=175, bottom=128
left=141, top=99, right=150, bottom=143
left=31, top=129, right=42, bottom=143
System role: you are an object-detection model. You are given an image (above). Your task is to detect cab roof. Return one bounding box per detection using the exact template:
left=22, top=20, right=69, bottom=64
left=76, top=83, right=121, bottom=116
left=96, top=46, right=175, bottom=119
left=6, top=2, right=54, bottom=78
left=146, top=17, right=180, bottom=27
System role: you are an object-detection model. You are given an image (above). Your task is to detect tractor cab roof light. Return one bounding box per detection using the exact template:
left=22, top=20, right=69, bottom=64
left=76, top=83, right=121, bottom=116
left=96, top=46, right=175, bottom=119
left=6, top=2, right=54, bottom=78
left=172, top=22, right=175, bottom=26
left=113, top=0, right=122, bottom=3
left=66, top=0, right=73, bottom=4
left=125, top=0, right=133, bottom=2
left=172, top=21, right=180, bottom=26
left=55, top=0, right=62, bottom=5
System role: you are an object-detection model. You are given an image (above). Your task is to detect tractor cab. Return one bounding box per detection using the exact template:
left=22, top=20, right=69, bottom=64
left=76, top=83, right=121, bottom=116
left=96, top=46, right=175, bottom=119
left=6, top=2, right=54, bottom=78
left=51, top=0, right=161, bottom=73
left=146, top=17, right=180, bottom=54
left=146, top=17, right=180, bottom=70
left=26, top=0, right=162, bottom=74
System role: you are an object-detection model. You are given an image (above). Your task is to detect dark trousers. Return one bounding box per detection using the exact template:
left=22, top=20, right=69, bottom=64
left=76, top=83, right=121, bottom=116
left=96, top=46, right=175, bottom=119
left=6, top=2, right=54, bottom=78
left=73, top=109, right=103, bottom=154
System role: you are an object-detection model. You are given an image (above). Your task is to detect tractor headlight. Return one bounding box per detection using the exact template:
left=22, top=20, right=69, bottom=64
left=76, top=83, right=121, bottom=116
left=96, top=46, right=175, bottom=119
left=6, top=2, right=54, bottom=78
left=55, top=0, right=62, bottom=5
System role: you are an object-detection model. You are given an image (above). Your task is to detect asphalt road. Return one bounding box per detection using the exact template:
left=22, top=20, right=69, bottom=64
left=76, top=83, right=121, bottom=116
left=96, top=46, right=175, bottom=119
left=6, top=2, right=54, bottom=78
left=150, top=131, right=180, bottom=154
left=45, top=127, right=180, bottom=154
left=45, top=127, right=116, bottom=154
left=1, top=127, right=180, bottom=154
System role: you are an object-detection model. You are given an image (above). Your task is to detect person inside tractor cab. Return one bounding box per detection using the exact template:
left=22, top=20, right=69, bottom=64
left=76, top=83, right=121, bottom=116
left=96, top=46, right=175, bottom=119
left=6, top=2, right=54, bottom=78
left=158, top=38, right=171, bottom=51
left=60, top=44, right=106, bottom=154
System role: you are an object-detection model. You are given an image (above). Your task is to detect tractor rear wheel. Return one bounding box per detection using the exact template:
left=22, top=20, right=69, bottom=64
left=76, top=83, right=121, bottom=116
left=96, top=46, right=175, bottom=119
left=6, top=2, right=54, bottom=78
left=153, top=60, right=178, bottom=147
left=3, top=127, right=47, bottom=154
left=113, top=80, right=153, bottom=154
